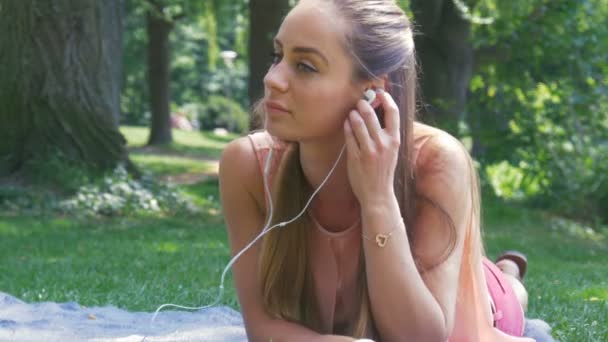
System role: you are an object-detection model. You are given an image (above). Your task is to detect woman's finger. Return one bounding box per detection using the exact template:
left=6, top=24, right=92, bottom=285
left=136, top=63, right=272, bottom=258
left=348, top=110, right=374, bottom=155
left=376, top=90, right=400, bottom=138
left=356, top=99, right=382, bottom=143
left=343, top=118, right=360, bottom=157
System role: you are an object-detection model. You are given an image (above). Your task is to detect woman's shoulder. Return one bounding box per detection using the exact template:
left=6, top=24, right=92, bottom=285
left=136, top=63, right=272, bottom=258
left=219, top=134, right=268, bottom=214
left=413, top=121, right=471, bottom=182
left=219, top=130, right=288, bottom=213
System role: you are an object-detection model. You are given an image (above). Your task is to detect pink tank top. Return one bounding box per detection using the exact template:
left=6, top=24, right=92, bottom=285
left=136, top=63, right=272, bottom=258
left=247, top=130, right=532, bottom=341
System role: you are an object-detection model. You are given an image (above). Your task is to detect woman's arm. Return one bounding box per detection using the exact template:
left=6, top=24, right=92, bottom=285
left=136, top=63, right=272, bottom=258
left=361, top=134, right=471, bottom=341
left=219, top=137, right=360, bottom=342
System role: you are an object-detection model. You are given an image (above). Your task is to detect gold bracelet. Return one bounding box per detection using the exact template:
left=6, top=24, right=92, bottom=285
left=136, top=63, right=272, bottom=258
left=362, top=226, right=399, bottom=247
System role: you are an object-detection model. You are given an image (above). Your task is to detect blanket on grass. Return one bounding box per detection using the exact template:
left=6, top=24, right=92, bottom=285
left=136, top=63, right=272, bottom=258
left=0, top=292, right=246, bottom=342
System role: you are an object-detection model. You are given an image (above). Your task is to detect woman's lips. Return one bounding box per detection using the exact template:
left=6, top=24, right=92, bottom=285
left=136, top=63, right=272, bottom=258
left=265, top=101, right=290, bottom=115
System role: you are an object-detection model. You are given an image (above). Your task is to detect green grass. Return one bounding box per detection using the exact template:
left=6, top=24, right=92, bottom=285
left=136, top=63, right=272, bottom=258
left=121, top=126, right=231, bottom=179
left=481, top=195, right=608, bottom=340
left=129, top=154, right=218, bottom=177
left=120, top=126, right=238, bottom=159
left=0, top=126, right=606, bottom=340
left=0, top=202, right=237, bottom=312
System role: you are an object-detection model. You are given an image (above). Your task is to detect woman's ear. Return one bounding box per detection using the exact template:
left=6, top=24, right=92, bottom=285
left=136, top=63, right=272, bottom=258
left=363, top=74, right=389, bottom=93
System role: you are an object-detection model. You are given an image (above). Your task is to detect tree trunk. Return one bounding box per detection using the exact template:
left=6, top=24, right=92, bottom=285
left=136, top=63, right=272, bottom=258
left=411, top=0, right=473, bottom=135
left=0, top=0, right=129, bottom=176
left=248, top=0, right=290, bottom=130
left=146, top=2, right=173, bottom=145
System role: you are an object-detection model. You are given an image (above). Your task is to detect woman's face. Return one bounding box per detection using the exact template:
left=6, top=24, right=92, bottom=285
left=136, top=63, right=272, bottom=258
left=263, top=0, right=363, bottom=142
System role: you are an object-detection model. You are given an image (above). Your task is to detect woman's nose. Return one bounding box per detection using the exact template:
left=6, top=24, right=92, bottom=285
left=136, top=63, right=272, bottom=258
left=263, top=63, right=289, bottom=93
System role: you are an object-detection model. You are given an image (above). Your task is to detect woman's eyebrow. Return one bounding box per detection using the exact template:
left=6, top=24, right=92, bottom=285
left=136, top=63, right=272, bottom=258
left=274, top=38, right=329, bottom=66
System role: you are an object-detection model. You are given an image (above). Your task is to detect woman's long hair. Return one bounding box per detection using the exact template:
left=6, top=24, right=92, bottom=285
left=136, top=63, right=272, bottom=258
left=253, top=0, right=470, bottom=337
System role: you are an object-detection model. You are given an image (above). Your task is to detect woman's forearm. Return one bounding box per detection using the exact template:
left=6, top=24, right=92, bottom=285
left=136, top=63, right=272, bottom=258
left=360, top=196, right=448, bottom=341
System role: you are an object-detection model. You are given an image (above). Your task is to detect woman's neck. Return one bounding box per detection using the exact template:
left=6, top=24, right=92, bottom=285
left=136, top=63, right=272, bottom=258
left=298, top=135, right=359, bottom=216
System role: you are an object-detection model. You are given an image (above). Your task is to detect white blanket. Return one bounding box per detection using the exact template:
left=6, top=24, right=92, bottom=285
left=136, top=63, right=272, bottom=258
left=0, top=292, right=247, bottom=342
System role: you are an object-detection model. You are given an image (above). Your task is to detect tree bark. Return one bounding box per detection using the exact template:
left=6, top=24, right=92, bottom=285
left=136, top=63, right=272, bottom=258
left=248, top=0, right=290, bottom=130
left=411, top=0, right=473, bottom=135
left=146, top=1, right=173, bottom=145
left=0, top=0, right=129, bottom=176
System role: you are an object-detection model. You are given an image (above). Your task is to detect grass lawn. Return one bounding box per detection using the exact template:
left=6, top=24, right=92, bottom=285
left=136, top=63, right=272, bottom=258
left=1, top=126, right=606, bottom=341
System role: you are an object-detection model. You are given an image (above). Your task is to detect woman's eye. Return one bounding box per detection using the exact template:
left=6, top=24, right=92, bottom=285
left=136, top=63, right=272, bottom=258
left=269, top=51, right=317, bottom=73
left=270, top=52, right=282, bottom=65
left=297, top=63, right=316, bottom=73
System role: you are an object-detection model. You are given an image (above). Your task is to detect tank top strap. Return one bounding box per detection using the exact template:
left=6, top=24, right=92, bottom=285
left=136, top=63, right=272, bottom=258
left=246, top=130, right=288, bottom=207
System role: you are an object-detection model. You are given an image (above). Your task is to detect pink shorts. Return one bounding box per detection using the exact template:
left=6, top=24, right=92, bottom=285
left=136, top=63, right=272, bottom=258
left=482, top=257, right=525, bottom=336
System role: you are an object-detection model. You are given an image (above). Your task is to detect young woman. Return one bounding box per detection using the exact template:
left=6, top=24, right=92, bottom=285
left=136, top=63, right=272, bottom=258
left=219, top=0, right=553, bottom=340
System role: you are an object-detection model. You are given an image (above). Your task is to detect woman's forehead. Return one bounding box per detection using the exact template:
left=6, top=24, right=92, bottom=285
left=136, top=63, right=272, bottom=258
left=276, top=2, right=348, bottom=59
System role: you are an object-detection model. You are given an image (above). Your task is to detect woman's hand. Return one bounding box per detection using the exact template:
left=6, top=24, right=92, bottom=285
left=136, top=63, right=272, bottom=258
left=343, top=89, right=401, bottom=207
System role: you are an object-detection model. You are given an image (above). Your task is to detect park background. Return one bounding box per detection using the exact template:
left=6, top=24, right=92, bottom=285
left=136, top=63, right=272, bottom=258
left=0, top=0, right=606, bottom=340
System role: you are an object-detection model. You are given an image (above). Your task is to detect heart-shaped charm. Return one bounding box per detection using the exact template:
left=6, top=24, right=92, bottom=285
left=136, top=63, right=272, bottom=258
left=375, top=234, right=389, bottom=247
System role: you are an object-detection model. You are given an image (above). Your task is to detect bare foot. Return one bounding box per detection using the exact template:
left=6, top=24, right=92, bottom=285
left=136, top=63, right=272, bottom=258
left=503, top=273, right=529, bottom=312
left=496, top=259, right=522, bottom=279
left=496, top=250, right=528, bottom=281
left=496, top=251, right=529, bottom=312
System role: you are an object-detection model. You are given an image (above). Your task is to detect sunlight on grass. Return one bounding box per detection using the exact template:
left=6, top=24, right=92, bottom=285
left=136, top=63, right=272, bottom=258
left=549, top=217, right=606, bottom=243
left=576, top=287, right=608, bottom=302
left=120, top=126, right=238, bottom=159
left=120, top=126, right=150, bottom=147
left=0, top=221, right=18, bottom=235
left=129, top=154, right=218, bottom=176
left=155, top=241, right=179, bottom=253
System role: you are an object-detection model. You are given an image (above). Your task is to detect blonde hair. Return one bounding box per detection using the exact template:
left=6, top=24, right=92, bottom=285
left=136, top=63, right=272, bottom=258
left=254, top=0, right=464, bottom=337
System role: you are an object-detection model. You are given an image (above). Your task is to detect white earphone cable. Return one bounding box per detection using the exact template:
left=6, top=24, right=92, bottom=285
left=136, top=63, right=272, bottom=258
left=147, top=141, right=346, bottom=328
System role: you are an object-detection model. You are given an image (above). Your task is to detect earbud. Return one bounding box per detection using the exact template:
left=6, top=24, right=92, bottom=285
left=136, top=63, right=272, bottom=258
left=364, top=88, right=376, bottom=104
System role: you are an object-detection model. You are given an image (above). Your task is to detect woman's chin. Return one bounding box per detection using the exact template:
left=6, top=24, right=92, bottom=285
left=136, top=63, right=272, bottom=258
left=265, top=124, right=295, bottom=142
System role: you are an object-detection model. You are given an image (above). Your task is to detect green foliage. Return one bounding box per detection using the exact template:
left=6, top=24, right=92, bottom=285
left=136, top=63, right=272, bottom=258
left=58, top=165, right=200, bottom=217
left=485, top=160, right=542, bottom=200
left=122, top=0, right=150, bottom=125
left=201, top=59, right=250, bottom=110
left=195, top=95, right=249, bottom=134
left=0, top=186, right=56, bottom=215
left=0, top=152, right=100, bottom=215
left=20, top=152, right=98, bottom=194
left=0, top=165, right=200, bottom=218
left=467, top=0, right=608, bottom=223
left=121, top=0, right=250, bottom=126
left=203, top=2, right=219, bottom=71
